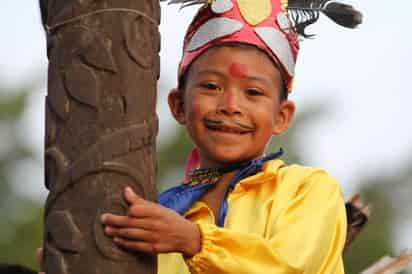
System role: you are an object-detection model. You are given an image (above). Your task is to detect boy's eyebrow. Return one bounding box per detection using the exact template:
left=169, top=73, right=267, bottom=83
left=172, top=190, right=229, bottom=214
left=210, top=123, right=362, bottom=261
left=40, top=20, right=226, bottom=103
left=196, top=69, right=273, bottom=86
left=247, top=75, right=273, bottom=86
left=196, top=69, right=225, bottom=78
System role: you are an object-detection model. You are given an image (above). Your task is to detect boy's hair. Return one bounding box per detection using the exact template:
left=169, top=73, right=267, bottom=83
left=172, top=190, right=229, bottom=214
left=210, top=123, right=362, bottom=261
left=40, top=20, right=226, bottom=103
left=178, top=42, right=288, bottom=102
left=0, top=264, right=37, bottom=274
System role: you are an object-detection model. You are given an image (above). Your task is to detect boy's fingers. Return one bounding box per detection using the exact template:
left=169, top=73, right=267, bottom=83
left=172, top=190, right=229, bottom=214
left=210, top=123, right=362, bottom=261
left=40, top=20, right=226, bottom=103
left=109, top=227, right=155, bottom=242
left=113, top=237, right=157, bottom=254
left=36, top=247, right=43, bottom=266
left=37, top=247, right=45, bottom=274
left=124, top=187, right=144, bottom=205
left=127, top=204, right=154, bottom=218
left=101, top=214, right=132, bottom=227
left=101, top=213, right=151, bottom=228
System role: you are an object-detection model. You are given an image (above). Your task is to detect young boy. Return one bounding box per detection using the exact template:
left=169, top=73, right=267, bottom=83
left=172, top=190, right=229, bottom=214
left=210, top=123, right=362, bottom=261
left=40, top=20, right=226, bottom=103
left=99, top=0, right=362, bottom=273
left=34, top=0, right=362, bottom=273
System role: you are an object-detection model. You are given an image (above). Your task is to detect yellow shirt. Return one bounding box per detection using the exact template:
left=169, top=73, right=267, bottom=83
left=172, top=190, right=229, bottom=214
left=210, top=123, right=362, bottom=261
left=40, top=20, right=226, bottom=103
left=158, top=159, right=347, bottom=274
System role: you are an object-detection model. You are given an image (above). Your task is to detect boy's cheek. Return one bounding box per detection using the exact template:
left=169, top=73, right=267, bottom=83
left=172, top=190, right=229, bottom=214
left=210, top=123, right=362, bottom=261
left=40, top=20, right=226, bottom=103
left=263, top=126, right=275, bottom=139
left=187, top=96, right=204, bottom=115
left=190, top=101, right=202, bottom=114
left=259, top=117, right=278, bottom=138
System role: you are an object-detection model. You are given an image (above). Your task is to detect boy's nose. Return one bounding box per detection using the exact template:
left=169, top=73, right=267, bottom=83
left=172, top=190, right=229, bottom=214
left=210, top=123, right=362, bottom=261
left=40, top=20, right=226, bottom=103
left=217, top=90, right=241, bottom=115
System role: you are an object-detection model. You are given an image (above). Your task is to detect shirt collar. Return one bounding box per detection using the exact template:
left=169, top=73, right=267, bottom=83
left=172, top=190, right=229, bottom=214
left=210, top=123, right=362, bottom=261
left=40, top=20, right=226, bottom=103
left=236, top=159, right=285, bottom=186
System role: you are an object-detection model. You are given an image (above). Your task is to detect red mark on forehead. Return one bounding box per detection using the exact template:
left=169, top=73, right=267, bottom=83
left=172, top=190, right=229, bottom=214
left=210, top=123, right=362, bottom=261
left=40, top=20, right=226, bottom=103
left=229, top=63, right=247, bottom=79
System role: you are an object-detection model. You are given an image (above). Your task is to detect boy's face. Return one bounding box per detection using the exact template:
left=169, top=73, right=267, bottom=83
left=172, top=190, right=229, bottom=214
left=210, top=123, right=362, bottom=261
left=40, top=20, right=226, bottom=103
left=169, top=46, right=295, bottom=168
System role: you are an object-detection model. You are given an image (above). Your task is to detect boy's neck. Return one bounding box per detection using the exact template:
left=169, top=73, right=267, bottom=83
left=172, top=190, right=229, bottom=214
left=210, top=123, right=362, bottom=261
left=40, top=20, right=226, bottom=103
left=199, top=154, right=265, bottom=170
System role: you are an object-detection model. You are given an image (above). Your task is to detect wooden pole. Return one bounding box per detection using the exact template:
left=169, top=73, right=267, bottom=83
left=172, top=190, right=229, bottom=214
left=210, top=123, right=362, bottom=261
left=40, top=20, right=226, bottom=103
left=40, top=1, right=160, bottom=273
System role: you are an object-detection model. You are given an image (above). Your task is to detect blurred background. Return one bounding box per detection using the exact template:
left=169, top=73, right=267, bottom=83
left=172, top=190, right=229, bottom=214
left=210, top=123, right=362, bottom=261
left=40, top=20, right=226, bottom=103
left=0, top=1, right=411, bottom=273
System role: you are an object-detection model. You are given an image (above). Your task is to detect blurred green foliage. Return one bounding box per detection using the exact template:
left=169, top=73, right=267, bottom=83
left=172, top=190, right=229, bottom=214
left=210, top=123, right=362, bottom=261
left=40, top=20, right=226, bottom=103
left=0, top=92, right=28, bottom=120
left=0, top=87, right=43, bottom=270
left=345, top=169, right=412, bottom=274
left=0, top=84, right=410, bottom=273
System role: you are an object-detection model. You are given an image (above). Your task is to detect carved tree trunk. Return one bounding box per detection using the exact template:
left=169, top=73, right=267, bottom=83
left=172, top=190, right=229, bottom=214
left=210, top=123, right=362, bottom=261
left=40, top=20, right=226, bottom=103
left=41, top=1, right=160, bottom=273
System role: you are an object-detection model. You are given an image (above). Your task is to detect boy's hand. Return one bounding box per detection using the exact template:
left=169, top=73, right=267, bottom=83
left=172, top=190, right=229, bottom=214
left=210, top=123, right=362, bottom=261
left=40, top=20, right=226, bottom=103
left=101, top=187, right=201, bottom=257
left=36, top=247, right=45, bottom=274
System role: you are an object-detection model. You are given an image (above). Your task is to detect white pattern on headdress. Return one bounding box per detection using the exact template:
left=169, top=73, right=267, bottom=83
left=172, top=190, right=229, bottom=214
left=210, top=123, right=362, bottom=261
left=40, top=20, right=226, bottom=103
left=277, top=12, right=292, bottom=33
left=254, top=27, right=295, bottom=76
left=187, top=17, right=243, bottom=51
left=211, top=0, right=234, bottom=14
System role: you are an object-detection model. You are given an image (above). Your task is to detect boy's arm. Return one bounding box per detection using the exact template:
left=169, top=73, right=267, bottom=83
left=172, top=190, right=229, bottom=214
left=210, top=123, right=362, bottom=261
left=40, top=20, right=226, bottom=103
left=185, top=171, right=347, bottom=274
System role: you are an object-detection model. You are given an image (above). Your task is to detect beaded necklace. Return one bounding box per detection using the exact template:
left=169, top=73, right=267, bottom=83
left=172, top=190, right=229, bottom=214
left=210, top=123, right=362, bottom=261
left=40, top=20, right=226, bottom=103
left=185, top=162, right=247, bottom=186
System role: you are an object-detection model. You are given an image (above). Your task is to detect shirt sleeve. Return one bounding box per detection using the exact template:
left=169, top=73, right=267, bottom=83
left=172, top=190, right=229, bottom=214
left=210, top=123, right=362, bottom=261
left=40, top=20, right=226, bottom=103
left=185, top=170, right=347, bottom=274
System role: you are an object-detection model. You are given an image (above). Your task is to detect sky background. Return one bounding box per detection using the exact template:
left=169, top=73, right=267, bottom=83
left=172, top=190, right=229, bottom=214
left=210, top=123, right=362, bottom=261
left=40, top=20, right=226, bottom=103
left=1, top=0, right=411, bottom=253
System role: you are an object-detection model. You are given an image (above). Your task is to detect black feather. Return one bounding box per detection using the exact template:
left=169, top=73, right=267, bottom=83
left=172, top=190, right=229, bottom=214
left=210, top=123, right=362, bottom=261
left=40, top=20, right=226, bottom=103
left=163, top=0, right=208, bottom=9
left=323, top=2, right=363, bottom=28
left=287, top=0, right=362, bottom=37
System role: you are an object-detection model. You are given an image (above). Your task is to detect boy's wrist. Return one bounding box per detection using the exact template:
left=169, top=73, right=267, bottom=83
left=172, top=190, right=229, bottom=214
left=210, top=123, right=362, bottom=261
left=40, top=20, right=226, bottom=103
left=181, top=222, right=201, bottom=258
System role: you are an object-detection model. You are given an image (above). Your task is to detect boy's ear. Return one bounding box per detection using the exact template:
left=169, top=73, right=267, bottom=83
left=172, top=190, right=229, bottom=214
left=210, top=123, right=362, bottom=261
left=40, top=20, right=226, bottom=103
left=168, top=88, right=186, bottom=125
left=273, top=100, right=295, bottom=135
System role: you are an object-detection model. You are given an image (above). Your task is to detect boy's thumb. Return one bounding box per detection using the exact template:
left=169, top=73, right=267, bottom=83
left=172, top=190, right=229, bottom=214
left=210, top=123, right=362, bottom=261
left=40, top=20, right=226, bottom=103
left=36, top=247, right=44, bottom=273
left=124, top=187, right=143, bottom=204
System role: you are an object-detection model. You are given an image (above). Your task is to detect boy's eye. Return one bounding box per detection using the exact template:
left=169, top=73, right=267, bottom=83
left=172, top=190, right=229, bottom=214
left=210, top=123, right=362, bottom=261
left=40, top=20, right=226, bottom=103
left=200, top=83, right=220, bottom=91
left=246, top=88, right=263, bottom=96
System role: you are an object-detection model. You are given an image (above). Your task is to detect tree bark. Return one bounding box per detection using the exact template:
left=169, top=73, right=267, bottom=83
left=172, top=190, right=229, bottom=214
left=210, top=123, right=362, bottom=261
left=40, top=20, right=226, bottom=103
left=41, top=0, right=160, bottom=273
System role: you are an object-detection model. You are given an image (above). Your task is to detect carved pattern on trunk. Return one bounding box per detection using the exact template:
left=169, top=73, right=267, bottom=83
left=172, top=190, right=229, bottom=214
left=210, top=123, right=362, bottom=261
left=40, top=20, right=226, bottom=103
left=42, top=0, right=160, bottom=273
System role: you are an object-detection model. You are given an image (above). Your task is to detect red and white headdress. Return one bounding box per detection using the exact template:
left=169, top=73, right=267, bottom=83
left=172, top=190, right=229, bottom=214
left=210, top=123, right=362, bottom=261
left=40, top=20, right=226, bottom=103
left=171, top=0, right=362, bottom=93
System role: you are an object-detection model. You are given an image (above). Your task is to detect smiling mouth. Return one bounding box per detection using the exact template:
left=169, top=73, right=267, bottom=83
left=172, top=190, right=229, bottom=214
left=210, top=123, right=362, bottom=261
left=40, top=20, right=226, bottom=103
left=204, top=119, right=254, bottom=134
